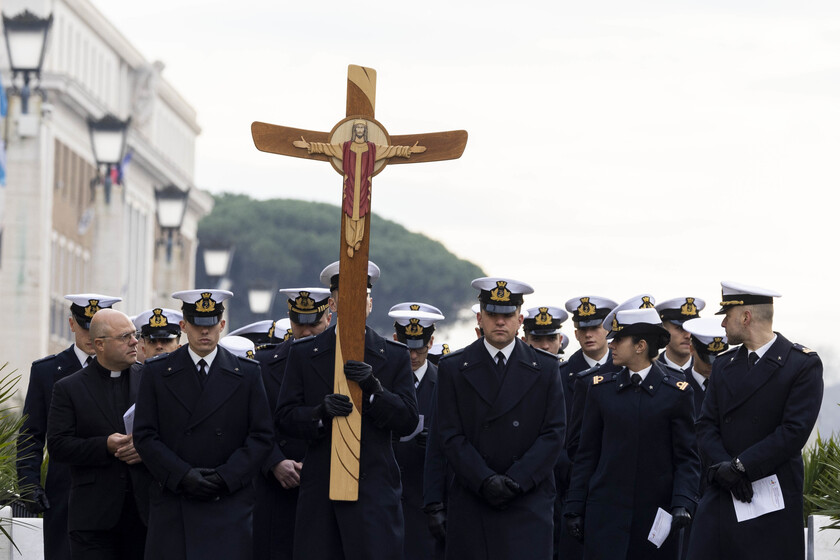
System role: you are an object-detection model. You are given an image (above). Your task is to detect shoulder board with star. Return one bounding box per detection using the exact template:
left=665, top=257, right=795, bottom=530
left=575, top=363, right=601, bottom=379
left=145, top=353, right=168, bottom=364
left=661, top=375, right=691, bottom=392
left=387, top=338, right=408, bottom=349
left=32, top=353, right=59, bottom=365
left=558, top=360, right=571, bottom=372
left=718, top=345, right=740, bottom=360
left=793, top=343, right=818, bottom=356
left=439, top=347, right=464, bottom=362
left=533, top=347, right=557, bottom=360
left=661, top=364, right=687, bottom=379
left=591, top=371, right=617, bottom=387
left=237, top=355, right=260, bottom=365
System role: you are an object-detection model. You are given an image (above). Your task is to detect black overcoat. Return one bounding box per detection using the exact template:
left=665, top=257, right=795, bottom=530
left=688, top=334, right=823, bottom=560
left=133, top=345, right=273, bottom=560
left=275, top=326, right=419, bottom=560
left=436, top=338, right=565, bottom=560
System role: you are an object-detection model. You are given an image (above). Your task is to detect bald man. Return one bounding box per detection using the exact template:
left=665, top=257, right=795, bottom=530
left=47, top=309, right=150, bottom=559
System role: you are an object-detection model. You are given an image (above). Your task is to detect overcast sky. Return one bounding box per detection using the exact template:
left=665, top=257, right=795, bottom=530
left=80, top=0, right=840, bottom=375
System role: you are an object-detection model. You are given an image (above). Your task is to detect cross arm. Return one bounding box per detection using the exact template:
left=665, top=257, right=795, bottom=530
left=388, top=130, right=468, bottom=164
left=251, top=122, right=332, bottom=161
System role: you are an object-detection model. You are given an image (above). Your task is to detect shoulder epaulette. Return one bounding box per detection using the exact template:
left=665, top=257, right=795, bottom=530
left=533, top=347, right=557, bottom=360
left=661, top=364, right=687, bottom=379
left=385, top=338, right=408, bottom=349
left=575, top=363, right=601, bottom=379
left=238, top=356, right=260, bottom=365
left=793, top=343, right=817, bottom=355
left=32, top=353, right=59, bottom=365
left=145, top=353, right=168, bottom=364
left=439, top=347, right=464, bottom=362
left=662, top=375, right=691, bottom=392
left=591, top=371, right=617, bottom=386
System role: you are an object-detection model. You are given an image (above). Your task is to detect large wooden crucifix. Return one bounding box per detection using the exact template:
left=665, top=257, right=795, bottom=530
left=251, top=64, right=467, bottom=501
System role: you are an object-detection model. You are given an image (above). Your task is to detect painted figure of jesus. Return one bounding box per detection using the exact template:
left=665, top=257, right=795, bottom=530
left=294, top=120, right=425, bottom=257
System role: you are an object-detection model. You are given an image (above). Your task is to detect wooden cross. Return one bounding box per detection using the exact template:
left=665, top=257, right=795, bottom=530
left=251, top=64, right=467, bottom=501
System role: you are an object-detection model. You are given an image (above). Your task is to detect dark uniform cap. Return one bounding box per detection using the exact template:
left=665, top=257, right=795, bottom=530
left=319, top=261, right=381, bottom=291
left=471, top=277, right=534, bottom=314
left=65, top=293, right=122, bottom=330
left=716, top=280, right=782, bottom=315
left=219, top=335, right=256, bottom=360
left=683, top=317, right=730, bottom=354
left=523, top=306, right=568, bottom=336
left=602, top=294, right=657, bottom=338
left=388, top=302, right=444, bottom=349
left=279, top=287, right=331, bottom=325
left=229, top=319, right=277, bottom=345
left=655, top=297, right=706, bottom=325
left=133, top=308, right=182, bottom=339
left=171, top=289, right=233, bottom=326
left=564, top=296, right=618, bottom=328
left=605, top=308, right=670, bottom=341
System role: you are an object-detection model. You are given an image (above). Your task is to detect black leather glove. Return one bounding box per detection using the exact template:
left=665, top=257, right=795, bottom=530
left=565, top=514, right=584, bottom=543
left=731, top=476, right=754, bottom=503
left=415, top=428, right=429, bottom=449
left=180, top=468, right=220, bottom=500
left=480, top=474, right=521, bottom=509
left=24, top=485, right=50, bottom=514
left=344, top=360, right=383, bottom=394
left=710, top=460, right=743, bottom=490
left=671, top=506, right=691, bottom=529
left=424, top=502, right=446, bottom=541
left=197, top=468, right=227, bottom=495
left=312, top=393, right=353, bottom=422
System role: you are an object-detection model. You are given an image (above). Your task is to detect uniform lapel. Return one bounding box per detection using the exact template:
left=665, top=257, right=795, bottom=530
left=641, top=363, right=666, bottom=396
left=161, top=347, right=203, bottom=414
left=460, top=340, right=498, bottom=406
left=485, top=340, right=541, bottom=422
left=128, top=363, right=143, bottom=405
left=721, top=335, right=790, bottom=414
left=186, top=347, right=244, bottom=429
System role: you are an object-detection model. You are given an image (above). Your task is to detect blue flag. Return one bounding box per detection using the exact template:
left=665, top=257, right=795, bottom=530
left=0, top=140, right=6, bottom=187
left=0, top=73, right=7, bottom=118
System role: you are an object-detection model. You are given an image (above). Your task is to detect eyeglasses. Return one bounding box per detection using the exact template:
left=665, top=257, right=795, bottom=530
left=97, top=331, right=139, bottom=344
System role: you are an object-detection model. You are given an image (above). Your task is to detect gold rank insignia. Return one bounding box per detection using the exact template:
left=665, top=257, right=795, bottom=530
left=708, top=337, right=726, bottom=353
left=284, top=328, right=293, bottom=341
left=405, top=318, right=424, bottom=337
left=680, top=297, right=698, bottom=317
left=801, top=347, right=815, bottom=354
left=84, top=299, right=101, bottom=318
left=246, top=350, right=255, bottom=359
left=196, top=293, right=216, bottom=312
left=577, top=297, right=596, bottom=317
left=611, top=317, right=623, bottom=332
left=442, top=344, right=451, bottom=355
left=676, top=381, right=688, bottom=391
left=535, top=307, right=553, bottom=326
left=640, top=296, right=654, bottom=309
left=490, top=281, right=511, bottom=302
left=593, top=375, right=604, bottom=385
left=149, top=308, right=168, bottom=327
left=268, top=322, right=276, bottom=339
left=410, top=304, right=420, bottom=311
left=293, top=292, right=315, bottom=311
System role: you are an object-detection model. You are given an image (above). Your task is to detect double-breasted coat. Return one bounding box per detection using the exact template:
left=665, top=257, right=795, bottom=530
left=133, top=345, right=273, bottom=560
left=274, top=326, right=419, bottom=560
left=565, top=363, right=701, bottom=560
left=394, top=361, right=439, bottom=560
left=436, top=338, right=565, bottom=560
left=254, top=339, right=306, bottom=560
left=688, top=334, right=823, bottom=560
left=46, top=361, right=150, bottom=532
left=17, top=345, right=83, bottom=560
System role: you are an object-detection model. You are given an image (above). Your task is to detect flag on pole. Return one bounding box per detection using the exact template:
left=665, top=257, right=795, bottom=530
left=0, top=73, right=8, bottom=118
left=117, top=151, right=132, bottom=185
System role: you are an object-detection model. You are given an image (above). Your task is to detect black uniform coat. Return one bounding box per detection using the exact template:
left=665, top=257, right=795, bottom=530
left=253, top=340, right=307, bottom=560
left=275, top=326, right=419, bottom=560
left=46, top=360, right=150, bottom=530
left=17, top=345, right=83, bottom=560
left=133, top=345, right=274, bottom=560
left=394, top=361, right=438, bottom=560
left=565, top=363, right=700, bottom=560
left=688, top=335, right=823, bottom=560
left=683, top=368, right=707, bottom=421
left=436, top=338, right=565, bottom=560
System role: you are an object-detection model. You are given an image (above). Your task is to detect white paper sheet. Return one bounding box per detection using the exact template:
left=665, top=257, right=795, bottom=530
left=400, top=415, right=424, bottom=442
left=123, top=404, right=135, bottom=434
left=733, top=474, right=785, bottom=522
left=647, top=507, right=673, bottom=548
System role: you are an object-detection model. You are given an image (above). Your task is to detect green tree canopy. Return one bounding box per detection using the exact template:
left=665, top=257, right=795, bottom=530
left=196, top=193, right=484, bottom=334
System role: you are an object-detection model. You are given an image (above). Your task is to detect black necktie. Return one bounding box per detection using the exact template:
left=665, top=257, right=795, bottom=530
left=748, top=352, right=759, bottom=369
left=495, top=351, right=506, bottom=379
left=197, top=359, right=208, bottom=385
left=84, top=356, right=92, bottom=367
left=631, top=373, right=642, bottom=387
left=413, top=374, right=420, bottom=388
left=703, top=378, right=709, bottom=390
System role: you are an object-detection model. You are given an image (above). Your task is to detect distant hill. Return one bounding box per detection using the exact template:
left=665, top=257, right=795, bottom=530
left=195, top=193, right=485, bottom=334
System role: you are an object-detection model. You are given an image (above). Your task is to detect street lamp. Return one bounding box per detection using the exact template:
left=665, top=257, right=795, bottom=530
left=248, top=286, right=275, bottom=317
left=154, top=185, right=190, bottom=262
left=87, top=114, right=130, bottom=204
left=202, top=245, right=235, bottom=278
left=2, top=10, right=53, bottom=115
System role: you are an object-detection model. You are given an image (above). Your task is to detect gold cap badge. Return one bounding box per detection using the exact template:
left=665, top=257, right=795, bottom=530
left=195, top=292, right=216, bottom=313
left=149, top=308, right=168, bottom=328
left=535, top=307, right=553, bottom=326
left=577, top=297, right=596, bottom=317
left=84, top=299, right=101, bottom=318
left=489, top=281, right=511, bottom=303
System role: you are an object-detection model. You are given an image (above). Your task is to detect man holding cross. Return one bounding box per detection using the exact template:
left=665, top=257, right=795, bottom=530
left=275, top=261, right=419, bottom=560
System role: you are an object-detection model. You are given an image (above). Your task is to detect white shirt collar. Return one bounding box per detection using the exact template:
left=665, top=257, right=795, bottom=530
left=484, top=338, right=516, bottom=363
left=188, top=346, right=218, bottom=370
left=414, top=360, right=429, bottom=383
left=583, top=349, right=609, bottom=369
left=751, top=334, right=777, bottom=360
left=690, top=368, right=708, bottom=391
left=73, top=344, right=92, bottom=368
left=662, top=352, right=691, bottom=371
left=629, top=364, right=653, bottom=383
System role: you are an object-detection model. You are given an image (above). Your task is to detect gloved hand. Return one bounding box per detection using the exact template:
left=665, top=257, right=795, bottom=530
left=565, top=514, right=584, bottom=543
left=180, top=468, right=219, bottom=500
left=312, top=394, right=353, bottom=422
left=424, top=502, right=446, bottom=541
left=24, top=485, right=50, bottom=514
left=414, top=428, right=429, bottom=449
left=344, top=360, right=382, bottom=394
left=709, top=460, right=743, bottom=490
left=196, top=468, right=227, bottom=495
left=731, top=476, right=754, bottom=503
left=480, top=474, right=521, bottom=509
left=671, top=506, right=691, bottom=529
